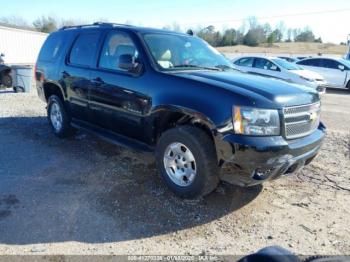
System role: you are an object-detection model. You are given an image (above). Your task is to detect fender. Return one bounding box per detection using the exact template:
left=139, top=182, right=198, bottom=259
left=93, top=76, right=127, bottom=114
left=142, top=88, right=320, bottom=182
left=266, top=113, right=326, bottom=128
left=42, top=80, right=67, bottom=101
left=149, top=104, right=232, bottom=164
left=150, top=104, right=217, bottom=130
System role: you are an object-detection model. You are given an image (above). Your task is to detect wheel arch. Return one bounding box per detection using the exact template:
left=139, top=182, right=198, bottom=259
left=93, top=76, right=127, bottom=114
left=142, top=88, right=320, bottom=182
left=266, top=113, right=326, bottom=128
left=43, top=81, right=65, bottom=102
left=150, top=105, right=225, bottom=164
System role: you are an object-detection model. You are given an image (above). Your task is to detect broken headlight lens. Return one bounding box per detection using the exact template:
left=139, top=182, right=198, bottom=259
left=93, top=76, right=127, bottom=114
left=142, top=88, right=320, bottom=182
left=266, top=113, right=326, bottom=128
left=233, top=106, right=280, bottom=136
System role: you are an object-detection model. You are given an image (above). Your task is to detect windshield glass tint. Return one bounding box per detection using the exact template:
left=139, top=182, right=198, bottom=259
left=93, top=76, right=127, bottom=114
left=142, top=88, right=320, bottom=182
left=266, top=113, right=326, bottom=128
left=272, top=58, right=302, bottom=70
left=340, top=59, right=350, bottom=68
left=143, top=33, right=234, bottom=70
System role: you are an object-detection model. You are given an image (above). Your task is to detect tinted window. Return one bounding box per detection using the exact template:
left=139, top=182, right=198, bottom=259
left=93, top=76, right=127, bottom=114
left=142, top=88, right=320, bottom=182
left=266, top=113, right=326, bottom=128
left=69, top=32, right=100, bottom=67
left=99, top=31, right=138, bottom=71
left=38, top=33, right=64, bottom=62
left=254, top=58, right=279, bottom=71
left=297, top=59, right=321, bottom=67
left=321, top=59, right=341, bottom=69
left=235, top=57, right=254, bottom=67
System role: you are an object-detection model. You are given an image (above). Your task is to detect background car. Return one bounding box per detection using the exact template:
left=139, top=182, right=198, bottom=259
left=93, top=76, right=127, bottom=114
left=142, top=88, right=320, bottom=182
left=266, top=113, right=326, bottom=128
left=232, top=56, right=327, bottom=93
left=296, top=57, right=350, bottom=90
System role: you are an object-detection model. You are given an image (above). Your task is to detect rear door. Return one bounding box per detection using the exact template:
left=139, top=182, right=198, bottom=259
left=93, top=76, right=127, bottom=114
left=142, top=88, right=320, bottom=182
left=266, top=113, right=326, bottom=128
left=60, top=31, right=102, bottom=121
left=88, top=29, right=151, bottom=142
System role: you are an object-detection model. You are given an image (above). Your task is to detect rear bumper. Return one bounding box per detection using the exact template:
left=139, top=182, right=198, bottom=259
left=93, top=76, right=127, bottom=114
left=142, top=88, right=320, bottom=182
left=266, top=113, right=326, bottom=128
left=218, top=123, right=326, bottom=186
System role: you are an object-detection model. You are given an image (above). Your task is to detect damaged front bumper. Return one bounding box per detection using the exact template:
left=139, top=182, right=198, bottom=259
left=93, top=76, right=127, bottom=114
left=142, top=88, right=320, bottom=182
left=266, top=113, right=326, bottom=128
left=217, top=123, right=326, bottom=186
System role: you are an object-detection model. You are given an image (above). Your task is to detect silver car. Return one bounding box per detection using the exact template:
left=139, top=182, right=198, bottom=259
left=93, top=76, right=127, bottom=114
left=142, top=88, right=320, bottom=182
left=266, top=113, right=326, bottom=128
left=296, top=57, right=350, bottom=90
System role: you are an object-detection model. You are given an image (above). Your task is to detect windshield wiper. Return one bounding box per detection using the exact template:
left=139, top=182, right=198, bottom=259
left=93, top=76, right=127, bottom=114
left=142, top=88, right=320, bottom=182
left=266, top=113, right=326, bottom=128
left=172, top=64, right=222, bottom=71
left=215, top=64, right=240, bottom=72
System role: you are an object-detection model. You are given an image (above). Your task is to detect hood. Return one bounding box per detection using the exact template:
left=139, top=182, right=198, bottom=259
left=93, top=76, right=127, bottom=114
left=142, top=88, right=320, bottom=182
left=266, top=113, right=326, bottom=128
left=172, top=70, right=319, bottom=107
left=290, top=69, right=324, bottom=80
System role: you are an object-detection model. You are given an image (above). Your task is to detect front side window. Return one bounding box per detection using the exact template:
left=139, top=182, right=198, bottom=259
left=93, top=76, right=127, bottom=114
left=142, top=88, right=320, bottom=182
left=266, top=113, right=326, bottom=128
left=272, top=58, right=302, bottom=70
left=298, top=59, right=321, bottom=67
left=99, top=31, right=139, bottom=71
left=235, top=57, right=254, bottom=67
left=143, top=33, right=233, bottom=71
left=254, top=58, right=279, bottom=71
left=69, top=32, right=100, bottom=67
left=322, top=59, right=341, bottom=69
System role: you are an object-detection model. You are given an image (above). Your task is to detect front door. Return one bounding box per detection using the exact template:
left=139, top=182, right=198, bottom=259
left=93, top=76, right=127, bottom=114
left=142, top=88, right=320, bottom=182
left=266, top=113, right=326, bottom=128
left=88, top=30, right=151, bottom=142
left=318, top=59, right=348, bottom=88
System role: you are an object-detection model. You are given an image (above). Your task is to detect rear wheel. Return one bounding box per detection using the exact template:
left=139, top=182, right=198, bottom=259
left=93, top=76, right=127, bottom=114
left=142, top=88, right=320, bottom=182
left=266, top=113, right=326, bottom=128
left=156, top=125, right=219, bottom=199
left=346, top=80, right=350, bottom=91
left=47, top=95, right=75, bottom=138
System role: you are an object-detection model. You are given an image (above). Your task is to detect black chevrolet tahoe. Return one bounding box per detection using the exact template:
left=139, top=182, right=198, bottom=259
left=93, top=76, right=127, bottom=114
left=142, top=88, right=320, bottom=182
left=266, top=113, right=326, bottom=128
left=35, top=22, right=325, bottom=198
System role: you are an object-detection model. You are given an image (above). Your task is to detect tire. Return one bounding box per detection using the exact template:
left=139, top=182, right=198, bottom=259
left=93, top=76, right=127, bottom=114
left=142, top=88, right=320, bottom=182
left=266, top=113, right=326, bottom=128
left=1, top=73, right=12, bottom=87
left=47, top=95, right=74, bottom=138
left=347, top=80, right=350, bottom=91
left=13, top=86, right=24, bottom=93
left=156, top=125, right=219, bottom=199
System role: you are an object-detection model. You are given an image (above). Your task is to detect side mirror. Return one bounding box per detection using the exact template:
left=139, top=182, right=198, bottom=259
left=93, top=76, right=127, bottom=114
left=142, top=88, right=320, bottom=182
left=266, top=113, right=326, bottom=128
left=270, top=65, right=280, bottom=71
left=0, top=53, right=4, bottom=57
left=118, top=54, right=139, bottom=72
left=338, top=64, right=345, bottom=71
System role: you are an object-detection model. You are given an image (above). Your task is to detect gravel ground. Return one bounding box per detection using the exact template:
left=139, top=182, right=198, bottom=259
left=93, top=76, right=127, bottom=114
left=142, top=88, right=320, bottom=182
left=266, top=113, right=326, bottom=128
left=0, top=88, right=349, bottom=256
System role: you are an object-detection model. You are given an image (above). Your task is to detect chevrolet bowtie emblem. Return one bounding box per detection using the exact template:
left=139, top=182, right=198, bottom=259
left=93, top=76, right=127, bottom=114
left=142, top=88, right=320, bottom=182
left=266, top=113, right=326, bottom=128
left=309, top=112, right=318, bottom=122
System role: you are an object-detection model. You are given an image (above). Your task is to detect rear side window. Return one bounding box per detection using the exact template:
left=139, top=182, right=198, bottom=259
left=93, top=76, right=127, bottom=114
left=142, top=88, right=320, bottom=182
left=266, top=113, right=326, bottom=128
left=69, top=32, right=100, bottom=67
left=235, top=57, right=254, bottom=67
left=38, top=33, right=64, bottom=62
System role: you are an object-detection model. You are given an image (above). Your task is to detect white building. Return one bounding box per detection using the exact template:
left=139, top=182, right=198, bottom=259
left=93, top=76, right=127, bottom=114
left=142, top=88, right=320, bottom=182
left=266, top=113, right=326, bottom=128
left=0, top=25, right=48, bottom=65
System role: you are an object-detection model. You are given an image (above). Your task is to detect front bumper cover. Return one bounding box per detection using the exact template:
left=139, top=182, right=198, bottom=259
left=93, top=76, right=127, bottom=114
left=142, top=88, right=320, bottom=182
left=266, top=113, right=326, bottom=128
left=217, top=123, right=326, bottom=186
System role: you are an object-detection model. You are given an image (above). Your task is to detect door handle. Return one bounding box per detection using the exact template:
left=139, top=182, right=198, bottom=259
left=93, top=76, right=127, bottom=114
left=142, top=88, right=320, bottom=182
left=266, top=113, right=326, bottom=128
left=91, top=77, right=104, bottom=85
left=62, top=71, right=70, bottom=78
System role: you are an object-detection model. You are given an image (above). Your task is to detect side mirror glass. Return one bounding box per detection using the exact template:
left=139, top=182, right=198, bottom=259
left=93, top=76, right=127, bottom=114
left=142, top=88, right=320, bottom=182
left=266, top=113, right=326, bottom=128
left=118, top=54, right=140, bottom=73
left=338, top=64, right=345, bottom=71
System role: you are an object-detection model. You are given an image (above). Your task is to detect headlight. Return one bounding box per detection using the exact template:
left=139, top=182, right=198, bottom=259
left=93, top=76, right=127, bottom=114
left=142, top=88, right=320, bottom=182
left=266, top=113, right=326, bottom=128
left=233, top=106, right=280, bottom=136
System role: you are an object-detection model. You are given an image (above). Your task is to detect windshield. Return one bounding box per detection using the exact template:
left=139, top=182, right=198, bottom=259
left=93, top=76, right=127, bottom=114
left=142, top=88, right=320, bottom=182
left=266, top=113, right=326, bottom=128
left=271, top=58, right=303, bottom=70
left=143, top=33, right=234, bottom=71
left=340, top=59, right=350, bottom=67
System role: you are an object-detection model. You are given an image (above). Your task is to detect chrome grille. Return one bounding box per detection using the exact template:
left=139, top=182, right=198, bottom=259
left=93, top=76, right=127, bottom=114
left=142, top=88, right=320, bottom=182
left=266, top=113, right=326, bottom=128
left=283, top=102, right=321, bottom=139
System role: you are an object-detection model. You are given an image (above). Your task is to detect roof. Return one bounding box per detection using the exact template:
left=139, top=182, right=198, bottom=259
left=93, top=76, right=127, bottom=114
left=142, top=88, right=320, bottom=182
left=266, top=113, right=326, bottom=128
left=59, top=22, right=187, bottom=36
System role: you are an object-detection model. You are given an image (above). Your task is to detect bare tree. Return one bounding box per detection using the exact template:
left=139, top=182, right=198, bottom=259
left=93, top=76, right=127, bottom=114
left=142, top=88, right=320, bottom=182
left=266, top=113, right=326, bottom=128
left=33, top=16, right=58, bottom=33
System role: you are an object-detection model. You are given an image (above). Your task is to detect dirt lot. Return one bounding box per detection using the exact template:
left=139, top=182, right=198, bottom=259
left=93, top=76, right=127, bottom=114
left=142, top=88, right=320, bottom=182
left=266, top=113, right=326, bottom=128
left=216, top=42, right=347, bottom=55
left=0, top=88, right=349, bottom=256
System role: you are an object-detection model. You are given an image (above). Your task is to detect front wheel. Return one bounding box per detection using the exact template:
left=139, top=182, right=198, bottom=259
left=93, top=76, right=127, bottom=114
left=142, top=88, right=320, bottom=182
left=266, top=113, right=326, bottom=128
left=156, top=125, right=219, bottom=199
left=47, top=95, right=75, bottom=138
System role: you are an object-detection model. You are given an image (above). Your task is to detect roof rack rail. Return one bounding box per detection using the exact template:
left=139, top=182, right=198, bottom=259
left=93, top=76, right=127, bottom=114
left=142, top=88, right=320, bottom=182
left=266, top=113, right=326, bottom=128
left=59, top=22, right=134, bottom=31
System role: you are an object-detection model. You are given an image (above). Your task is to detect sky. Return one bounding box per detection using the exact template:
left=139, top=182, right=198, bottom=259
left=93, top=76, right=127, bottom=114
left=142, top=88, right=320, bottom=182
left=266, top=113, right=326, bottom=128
left=1, top=0, right=350, bottom=43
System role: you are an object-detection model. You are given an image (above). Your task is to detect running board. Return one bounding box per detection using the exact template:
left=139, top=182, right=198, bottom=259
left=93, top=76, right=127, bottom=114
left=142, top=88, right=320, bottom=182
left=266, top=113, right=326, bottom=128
left=71, top=120, right=154, bottom=152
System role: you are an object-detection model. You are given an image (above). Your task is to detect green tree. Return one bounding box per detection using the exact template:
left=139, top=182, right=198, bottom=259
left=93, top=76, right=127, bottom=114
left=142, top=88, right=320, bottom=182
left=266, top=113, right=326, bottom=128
left=295, top=30, right=315, bottom=42
left=221, top=29, right=237, bottom=46
left=244, top=27, right=266, bottom=46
